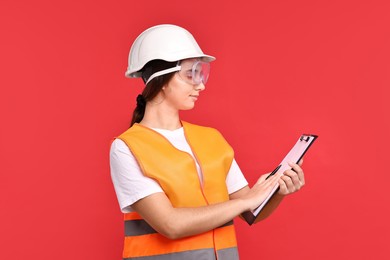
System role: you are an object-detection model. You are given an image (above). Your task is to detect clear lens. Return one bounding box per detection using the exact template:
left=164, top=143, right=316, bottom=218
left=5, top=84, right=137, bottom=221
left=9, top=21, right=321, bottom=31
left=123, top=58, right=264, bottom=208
left=178, top=60, right=210, bottom=85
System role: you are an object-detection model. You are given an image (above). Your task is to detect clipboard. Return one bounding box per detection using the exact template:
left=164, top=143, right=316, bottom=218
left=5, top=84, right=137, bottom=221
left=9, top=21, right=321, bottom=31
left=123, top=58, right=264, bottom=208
left=242, top=134, right=318, bottom=225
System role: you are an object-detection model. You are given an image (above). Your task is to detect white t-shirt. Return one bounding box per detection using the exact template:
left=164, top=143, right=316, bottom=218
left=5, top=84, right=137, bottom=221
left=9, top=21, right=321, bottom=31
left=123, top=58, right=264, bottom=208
left=110, top=127, right=248, bottom=213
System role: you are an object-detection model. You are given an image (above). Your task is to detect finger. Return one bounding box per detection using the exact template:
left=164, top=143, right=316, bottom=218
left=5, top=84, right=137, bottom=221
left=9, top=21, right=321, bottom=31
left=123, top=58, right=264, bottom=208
left=280, top=175, right=296, bottom=193
left=288, top=162, right=303, bottom=174
left=278, top=178, right=288, bottom=195
left=298, top=158, right=304, bottom=166
left=263, top=173, right=280, bottom=188
left=283, top=170, right=302, bottom=190
left=288, top=162, right=305, bottom=185
left=267, top=174, right=282, bottom=192
left=254, top=173, right=277, bottom=188
left=256, top=172, right=272, bottom=184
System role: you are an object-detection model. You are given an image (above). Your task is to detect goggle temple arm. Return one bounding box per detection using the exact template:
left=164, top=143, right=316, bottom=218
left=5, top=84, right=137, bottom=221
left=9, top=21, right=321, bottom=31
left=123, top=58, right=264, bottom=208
left=145, top=65, right=182, bottom=85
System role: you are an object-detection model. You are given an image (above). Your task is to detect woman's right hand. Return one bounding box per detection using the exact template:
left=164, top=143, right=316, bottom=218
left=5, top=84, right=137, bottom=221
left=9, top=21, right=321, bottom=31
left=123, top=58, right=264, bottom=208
left=239, top=172, right=282, bottom=211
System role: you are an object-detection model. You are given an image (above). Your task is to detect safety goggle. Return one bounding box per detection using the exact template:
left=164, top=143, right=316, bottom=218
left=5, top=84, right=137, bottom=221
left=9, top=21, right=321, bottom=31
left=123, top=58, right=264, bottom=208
left=145, top=60, right=210, bottom=86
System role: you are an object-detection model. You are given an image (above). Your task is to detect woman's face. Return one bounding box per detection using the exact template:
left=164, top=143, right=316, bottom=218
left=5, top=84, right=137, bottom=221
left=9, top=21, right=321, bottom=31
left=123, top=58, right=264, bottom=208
left=162, top=59, right=206, bottom=110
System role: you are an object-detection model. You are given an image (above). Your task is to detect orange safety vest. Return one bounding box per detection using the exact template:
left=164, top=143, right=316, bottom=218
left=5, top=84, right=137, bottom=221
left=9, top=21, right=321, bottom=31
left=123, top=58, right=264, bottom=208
left=117, top=121, right=239, bottom=260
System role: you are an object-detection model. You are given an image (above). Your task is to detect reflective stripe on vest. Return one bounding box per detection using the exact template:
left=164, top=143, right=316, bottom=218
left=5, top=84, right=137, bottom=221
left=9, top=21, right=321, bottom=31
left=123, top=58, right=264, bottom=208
left=124, top=248, right=239, bottom=260
left=124, top=218, right=234, bottom=237
left=118, top=121, right=238, bottom=260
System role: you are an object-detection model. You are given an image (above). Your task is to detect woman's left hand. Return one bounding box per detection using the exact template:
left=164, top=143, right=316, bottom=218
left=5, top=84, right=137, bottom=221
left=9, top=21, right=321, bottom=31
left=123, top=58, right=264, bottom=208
left=277, top=160, right=305, bottom=195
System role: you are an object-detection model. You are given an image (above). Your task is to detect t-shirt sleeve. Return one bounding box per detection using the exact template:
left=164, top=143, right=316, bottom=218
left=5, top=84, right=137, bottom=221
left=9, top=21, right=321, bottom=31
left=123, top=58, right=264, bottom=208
left=226, top=159, right=249, bottom=194
left=110, top=138, right=163, bottom=213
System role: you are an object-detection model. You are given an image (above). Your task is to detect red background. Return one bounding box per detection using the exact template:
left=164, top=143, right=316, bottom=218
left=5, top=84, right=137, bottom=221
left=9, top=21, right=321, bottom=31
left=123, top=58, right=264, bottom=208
left=1, top=0, right=389, bottom=259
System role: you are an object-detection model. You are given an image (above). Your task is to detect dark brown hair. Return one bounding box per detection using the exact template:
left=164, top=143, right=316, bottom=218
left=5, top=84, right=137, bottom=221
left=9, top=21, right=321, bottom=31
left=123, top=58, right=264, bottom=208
left=130, top=60, right=176, bottom=126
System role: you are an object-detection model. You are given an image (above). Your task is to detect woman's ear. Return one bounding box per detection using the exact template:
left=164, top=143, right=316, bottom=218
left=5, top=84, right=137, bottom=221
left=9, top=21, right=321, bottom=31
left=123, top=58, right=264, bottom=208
left=161, top=83, right=171, bottom=93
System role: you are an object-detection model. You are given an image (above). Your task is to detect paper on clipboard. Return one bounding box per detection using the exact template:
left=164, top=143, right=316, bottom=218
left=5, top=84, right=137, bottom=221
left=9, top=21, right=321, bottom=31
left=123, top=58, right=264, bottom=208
left=242, top=134, right=318, bottom=225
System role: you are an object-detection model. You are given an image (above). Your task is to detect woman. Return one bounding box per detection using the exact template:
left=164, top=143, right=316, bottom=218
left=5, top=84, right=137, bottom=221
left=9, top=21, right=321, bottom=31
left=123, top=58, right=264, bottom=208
left=110, top=24, right=305, bottom=260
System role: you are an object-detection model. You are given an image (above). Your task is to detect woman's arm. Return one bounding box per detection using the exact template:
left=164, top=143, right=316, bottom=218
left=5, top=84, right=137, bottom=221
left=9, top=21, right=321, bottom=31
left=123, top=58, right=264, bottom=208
left=131, top=172, right=281, bottom=240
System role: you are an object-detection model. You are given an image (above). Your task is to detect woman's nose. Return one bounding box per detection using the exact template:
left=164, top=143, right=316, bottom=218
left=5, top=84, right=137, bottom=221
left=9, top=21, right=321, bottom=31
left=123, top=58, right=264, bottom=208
left=195, top=82, right=206, bottom=91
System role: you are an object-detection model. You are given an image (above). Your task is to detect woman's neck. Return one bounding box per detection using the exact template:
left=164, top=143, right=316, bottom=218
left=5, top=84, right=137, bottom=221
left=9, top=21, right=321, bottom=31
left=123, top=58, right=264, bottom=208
left=140, top=103, right=182, bottom=130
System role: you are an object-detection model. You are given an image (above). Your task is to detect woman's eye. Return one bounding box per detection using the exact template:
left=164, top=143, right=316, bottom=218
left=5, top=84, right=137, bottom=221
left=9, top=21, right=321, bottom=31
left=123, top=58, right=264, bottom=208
left=185, top=72, right=193, bottom=79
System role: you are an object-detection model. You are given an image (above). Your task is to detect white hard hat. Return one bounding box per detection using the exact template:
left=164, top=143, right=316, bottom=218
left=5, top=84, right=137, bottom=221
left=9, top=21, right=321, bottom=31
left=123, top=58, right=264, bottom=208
left=125, top=24, right=215, bottom=78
